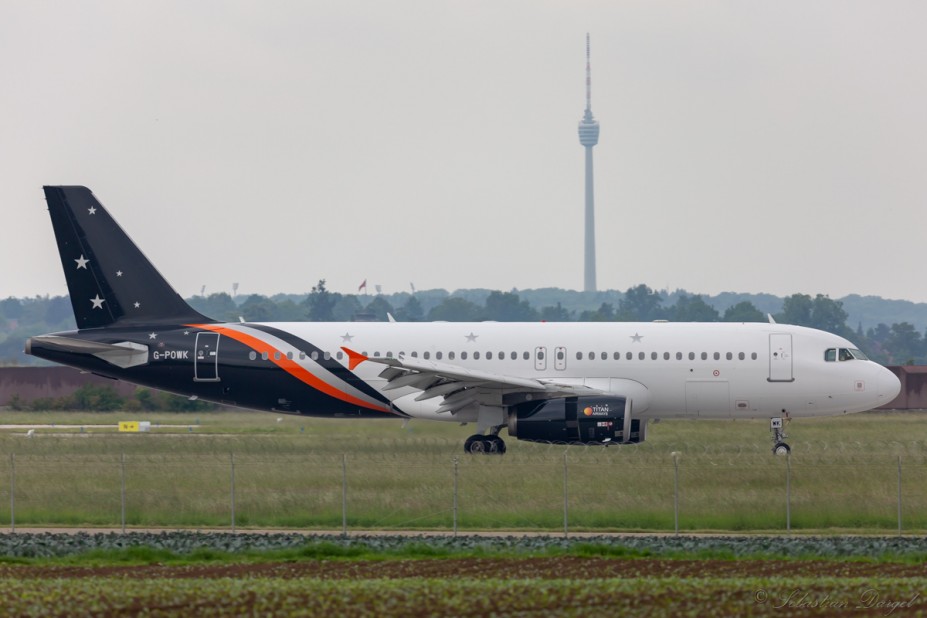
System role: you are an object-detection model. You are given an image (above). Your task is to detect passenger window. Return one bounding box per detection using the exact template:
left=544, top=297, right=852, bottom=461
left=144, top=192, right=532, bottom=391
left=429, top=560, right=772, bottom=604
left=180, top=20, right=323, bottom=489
left=639, top=352, right=645, bottom=360
left=424, top=351, right=431, bottom=359
left=448, top=351, right=455, bottom=360
left=387, top=351, right=394, bottom=358
left=511, top=351, right=517, bottom=360
left=323, top=351, right=331, bottom=360
left=824, top=348, right=836, bottom=362
left=751, top=352, right=758, bottom=360
left=651, top=352, right=658, bottom=360
left=336, top=351, right=343, bottom=360
left=287, top=351, right=293, bottom=360
left=689, top=352, right=695, bottom=360
left=626, top=352, right=633, bottom=360
left=713, top=352, right=720, bottom=361
left=523, top=351, right=530, bottom=360
left=701, top=352, right=707, bottom=360
left=473, top=351, right=480, bottom=360
left=739, top=352, right=745, bottom=360
left=262, top=351, right=268, bottom=360
left=499, top=351, right=504, bottom=359
left=588, top=351, right=594, bottom=360
left=311, top=351, right=319, bottom=360
left=436, top=351, right=443, bottom=360
left=412, top=351, right=418, bottom=358
left=249, top=351, right=256, bottom=361
left=274, top=352, right=281, bottom=361
left=558, top=350, right=566, bottom=361
left=601, top=352, right=607, bottom=361
left=613, top=352, right=620, bottom=360
left=676, top=352, right=682, bottom=360
left=726, top=352, right=732, bottom=360
left=664, top=352, right=670, bottom=360
left=537, top=350, right=545, bottom=360
left=299, top=351, right=306, bottom=360
left=461, top=351, right=468, bottom=360
left=487, top=351, right=493, bottom=360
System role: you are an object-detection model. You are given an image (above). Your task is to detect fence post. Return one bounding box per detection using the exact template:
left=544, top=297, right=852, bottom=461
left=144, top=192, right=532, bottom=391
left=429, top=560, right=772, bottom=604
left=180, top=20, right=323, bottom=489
left=9, top=453, right=14, bottom=533
left=897, top=455, right=902, bottom=535
left=672, top=452, right=679, bottom=535
left=230, top=453, right=236, bottom=533
left=562, top=451, right=569, bottom=539
left=120, top=453, right=126, bottom=533
left=341, top=454, right=347, bottom=538
left=786, top=453, right=791, bottom=533
left=452, top=457, right=459, bottom=538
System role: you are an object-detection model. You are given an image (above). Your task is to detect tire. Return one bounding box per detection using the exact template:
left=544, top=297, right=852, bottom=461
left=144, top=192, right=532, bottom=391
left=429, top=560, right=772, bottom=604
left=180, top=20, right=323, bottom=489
left=773, top=442, right=791, bottom=456
left=464, top=435, right=487, bottom=454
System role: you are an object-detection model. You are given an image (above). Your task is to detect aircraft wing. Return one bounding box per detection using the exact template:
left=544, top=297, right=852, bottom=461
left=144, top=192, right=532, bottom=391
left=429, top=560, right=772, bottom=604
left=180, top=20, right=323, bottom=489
left=342, top=347, right=602, bottom=414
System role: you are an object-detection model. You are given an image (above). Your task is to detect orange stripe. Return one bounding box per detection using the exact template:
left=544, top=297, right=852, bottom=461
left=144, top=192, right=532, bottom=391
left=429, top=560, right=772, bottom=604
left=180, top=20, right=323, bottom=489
left=189, top=324, right=391, bottom=413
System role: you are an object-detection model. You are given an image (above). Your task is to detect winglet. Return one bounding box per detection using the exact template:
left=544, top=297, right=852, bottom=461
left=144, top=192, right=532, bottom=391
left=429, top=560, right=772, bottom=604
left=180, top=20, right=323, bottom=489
left=342, top=347, right=368, bottom=370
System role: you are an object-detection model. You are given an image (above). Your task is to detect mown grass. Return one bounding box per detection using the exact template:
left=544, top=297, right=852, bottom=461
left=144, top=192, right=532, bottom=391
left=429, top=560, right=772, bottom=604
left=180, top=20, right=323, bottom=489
left=0, top=410, right=925, bottom=531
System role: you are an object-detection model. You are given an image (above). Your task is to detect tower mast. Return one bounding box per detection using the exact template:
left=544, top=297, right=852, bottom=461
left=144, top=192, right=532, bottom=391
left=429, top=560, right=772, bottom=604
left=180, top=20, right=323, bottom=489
left=577, top=33, right=600, bottom=293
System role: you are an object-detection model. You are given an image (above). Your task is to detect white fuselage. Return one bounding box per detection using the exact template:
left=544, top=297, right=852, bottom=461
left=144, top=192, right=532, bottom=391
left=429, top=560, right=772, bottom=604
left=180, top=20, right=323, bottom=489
left=241, top=320, right=900, bottom=423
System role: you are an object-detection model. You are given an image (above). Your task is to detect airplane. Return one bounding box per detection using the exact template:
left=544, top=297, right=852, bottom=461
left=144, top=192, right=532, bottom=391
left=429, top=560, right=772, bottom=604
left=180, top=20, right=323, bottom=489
left=26, top=186, right=901, bottom=455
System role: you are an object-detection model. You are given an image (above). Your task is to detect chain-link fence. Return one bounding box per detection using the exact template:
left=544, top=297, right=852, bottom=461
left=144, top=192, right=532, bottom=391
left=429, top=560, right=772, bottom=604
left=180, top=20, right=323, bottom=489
left=1, top=451, right=925, bottom=534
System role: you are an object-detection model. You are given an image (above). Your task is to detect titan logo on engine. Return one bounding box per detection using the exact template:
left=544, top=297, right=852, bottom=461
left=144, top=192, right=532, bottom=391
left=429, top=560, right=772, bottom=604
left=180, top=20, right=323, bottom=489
left=583, top=404, right=611, bottom=416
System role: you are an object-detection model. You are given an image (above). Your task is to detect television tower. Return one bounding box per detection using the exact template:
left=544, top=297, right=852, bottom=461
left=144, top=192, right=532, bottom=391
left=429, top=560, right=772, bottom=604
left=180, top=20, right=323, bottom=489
left=578, top=33, right=600, bottom=293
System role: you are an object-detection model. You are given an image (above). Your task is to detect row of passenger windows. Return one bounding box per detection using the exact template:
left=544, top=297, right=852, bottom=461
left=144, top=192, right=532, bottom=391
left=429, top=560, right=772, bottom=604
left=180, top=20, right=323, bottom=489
left=247, top=349, right=760, bottom=363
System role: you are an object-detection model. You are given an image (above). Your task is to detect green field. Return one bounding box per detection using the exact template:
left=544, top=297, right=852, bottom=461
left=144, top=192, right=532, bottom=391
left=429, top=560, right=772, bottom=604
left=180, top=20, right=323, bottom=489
left=0, top=409, right=925, bottom=532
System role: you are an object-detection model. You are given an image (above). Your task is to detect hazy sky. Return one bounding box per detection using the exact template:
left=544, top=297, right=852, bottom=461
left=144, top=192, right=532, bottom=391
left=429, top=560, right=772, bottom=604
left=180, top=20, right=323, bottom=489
left=3, top=1, right=926, bottom=303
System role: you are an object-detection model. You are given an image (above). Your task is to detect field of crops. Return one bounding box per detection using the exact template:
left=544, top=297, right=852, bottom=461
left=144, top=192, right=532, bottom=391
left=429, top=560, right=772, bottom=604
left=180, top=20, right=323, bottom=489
left=0, top=410, right=925, bottom=532
left=0, top=533, right=926, bottom=616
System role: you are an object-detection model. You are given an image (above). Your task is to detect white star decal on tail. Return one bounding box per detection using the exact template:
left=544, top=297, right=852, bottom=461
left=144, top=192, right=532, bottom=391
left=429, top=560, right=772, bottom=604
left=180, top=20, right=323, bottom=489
left=341, top=332, right=353, bottom=343
left=90, top=295, right=105, bottom=309
left=630, top=333, right=643, bottom=343
left=88, top=207, right=96, bottom=215
left=149, top=333, right=158, bottom=340
left=134, top=302, right=141, bottom=309
left=116, top=271, right=123, bottom=277
left=74, top=255, right=89, bottom=269
left=465, top=332, right=478, bottom=342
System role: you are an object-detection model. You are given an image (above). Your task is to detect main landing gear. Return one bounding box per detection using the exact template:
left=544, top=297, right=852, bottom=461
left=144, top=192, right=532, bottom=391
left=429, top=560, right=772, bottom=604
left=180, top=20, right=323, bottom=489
left=464, top=431, right=506, bottom=455
left=770, top=416, right=791, bottom=455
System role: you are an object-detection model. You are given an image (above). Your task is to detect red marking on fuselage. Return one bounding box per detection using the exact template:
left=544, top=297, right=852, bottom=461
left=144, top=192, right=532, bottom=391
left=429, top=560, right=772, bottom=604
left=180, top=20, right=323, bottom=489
left=188, top=324, right=391, bottom=413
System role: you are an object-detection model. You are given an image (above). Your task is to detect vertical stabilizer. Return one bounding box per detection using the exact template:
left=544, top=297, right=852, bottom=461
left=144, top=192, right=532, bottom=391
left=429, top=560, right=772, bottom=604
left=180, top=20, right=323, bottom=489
left=42, top=186, right=211, bottom=329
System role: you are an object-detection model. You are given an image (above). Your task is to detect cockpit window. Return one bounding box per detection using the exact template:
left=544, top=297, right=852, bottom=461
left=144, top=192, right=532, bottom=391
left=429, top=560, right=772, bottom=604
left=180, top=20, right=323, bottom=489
left=826, top=347, right=869, bottom=362
left=849, top=348, right=868, bottom=361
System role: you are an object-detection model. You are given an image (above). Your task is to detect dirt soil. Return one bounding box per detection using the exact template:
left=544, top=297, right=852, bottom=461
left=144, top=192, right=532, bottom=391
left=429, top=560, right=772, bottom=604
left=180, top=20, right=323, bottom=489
left=2, top=557, right=925, bottom=580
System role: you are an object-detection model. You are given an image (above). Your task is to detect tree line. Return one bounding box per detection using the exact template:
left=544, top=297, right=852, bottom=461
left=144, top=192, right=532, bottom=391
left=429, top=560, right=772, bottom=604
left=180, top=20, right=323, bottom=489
left=2, top=283, right=926, bottom=366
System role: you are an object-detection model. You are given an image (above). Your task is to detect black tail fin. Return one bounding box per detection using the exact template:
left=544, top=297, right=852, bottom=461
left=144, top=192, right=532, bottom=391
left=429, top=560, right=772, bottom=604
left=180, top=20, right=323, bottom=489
left=43, top=186, right=212, bottom=329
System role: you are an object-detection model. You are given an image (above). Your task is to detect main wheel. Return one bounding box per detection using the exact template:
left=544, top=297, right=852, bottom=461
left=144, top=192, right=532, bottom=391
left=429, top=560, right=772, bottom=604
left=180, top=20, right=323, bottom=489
left=772, top=442, right=791, bottom=456
left=464, top=435, right=488, bottom=454
left=487, top=435, right=507, bottom=455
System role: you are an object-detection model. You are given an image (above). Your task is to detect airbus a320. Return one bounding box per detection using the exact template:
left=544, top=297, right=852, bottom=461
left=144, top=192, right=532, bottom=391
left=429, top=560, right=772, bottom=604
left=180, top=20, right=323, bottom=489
left=26, top=187, right=901, bottom=455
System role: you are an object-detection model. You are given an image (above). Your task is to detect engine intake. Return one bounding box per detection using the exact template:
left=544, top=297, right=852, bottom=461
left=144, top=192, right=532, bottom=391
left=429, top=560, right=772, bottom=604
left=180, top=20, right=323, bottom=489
left=507, top=396, right=645, bottom=445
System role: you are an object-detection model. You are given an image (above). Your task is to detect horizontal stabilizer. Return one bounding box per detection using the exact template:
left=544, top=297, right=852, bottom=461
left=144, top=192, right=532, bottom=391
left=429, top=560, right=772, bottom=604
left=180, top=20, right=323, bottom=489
left=26, top=335, right=149, bottom=369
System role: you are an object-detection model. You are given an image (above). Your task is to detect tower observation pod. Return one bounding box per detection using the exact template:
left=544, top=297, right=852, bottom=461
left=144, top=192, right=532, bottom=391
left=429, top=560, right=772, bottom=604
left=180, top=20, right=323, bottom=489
left=578, top=33, right=600, bottom=293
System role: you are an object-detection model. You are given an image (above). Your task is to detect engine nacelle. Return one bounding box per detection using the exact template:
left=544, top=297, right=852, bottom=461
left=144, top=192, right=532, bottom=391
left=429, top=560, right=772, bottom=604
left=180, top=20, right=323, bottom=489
left=507, top=396, right=646, bottom=445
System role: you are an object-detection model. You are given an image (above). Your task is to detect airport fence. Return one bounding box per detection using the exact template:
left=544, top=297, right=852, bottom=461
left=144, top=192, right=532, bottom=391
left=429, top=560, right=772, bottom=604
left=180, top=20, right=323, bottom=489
left=0, top=452, right=925, bottom=534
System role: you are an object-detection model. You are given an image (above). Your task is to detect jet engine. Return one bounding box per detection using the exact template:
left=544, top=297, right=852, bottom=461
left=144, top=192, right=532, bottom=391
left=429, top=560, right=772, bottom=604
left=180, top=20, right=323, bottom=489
left=507, top=395, right=645, bottom=445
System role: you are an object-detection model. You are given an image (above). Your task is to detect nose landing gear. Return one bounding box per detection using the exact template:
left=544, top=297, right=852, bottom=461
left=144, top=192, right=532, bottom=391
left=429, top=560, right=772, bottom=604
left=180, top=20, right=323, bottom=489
left=770, top=416, right=791, bottom=455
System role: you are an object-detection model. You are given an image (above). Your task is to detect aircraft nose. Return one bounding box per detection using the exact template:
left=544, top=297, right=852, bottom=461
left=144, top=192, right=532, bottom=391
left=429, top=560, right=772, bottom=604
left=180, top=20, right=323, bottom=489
left=878, top=367, right=902, bottom=404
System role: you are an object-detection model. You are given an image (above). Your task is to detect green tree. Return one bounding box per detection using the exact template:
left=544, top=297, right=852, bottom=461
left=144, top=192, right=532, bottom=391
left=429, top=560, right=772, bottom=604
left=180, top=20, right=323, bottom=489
left=363, top=296, right=396, bottom=321
left=578, top=302, right=616, bottom=322
left=427, top=297, right=483, bottom=321
left=305, top=279, right=338, bottom=321
left=618, top=285, right=664, bottom=321
left=396, top=295, right=424, bottom=321
left=777, top=294, right=814, bottom=326
left=670, top=295, right=719, bottom=322
left=810, top=294, right=850, bottom=336
left=722, top=301, right=765, bottom=322
left=540, top=302, right=573, bottom=322
left=483, top=291, right=538, bottom=321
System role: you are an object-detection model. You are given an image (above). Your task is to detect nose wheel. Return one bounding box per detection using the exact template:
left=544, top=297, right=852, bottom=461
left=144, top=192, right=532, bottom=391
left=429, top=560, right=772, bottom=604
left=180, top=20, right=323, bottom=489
left=770, top=417, right=791, bottom=455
